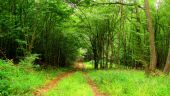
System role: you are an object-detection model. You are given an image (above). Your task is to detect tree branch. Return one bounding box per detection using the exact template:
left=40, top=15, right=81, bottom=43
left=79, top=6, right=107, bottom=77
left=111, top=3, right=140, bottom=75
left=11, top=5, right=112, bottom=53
left=91, top=2, right=144, bottom=10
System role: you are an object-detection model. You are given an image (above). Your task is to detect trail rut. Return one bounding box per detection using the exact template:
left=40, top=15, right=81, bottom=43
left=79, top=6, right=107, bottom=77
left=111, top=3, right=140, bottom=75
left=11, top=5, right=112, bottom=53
left=34, top=71, right=75, bottom=96
left=83, top=72, right=107, bottom=96
left=34, top=61, right=108, bottom=96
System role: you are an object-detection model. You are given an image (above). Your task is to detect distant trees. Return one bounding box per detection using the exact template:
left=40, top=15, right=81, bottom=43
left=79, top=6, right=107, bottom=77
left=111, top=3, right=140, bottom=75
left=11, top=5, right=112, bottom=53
left=73, top=0, right=169, bottom=73
left=0, top=0, right=169, bottom=73
left=0, top=0, right=80, bottom=67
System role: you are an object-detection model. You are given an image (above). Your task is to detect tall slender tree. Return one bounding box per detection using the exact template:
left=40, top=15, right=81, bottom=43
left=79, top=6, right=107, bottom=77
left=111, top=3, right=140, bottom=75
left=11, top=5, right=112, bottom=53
left=163, top=49, right=170, bottom=74
left=144, top=0, right=157, bottom=72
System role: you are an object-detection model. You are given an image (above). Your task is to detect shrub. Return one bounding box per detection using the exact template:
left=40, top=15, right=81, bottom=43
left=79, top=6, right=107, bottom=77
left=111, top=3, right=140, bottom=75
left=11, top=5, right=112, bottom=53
left=0, top=54, right=58, bottom=96
left=19, top=54, right=40, bottom=68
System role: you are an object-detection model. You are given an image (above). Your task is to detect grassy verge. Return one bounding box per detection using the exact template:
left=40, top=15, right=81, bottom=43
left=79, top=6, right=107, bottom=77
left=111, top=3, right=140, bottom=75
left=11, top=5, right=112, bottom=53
left=0, top=59, right=67, bottom=96
left=87, top=69, right=170, bottom=96
left=45, top=72, right=94, bottom=96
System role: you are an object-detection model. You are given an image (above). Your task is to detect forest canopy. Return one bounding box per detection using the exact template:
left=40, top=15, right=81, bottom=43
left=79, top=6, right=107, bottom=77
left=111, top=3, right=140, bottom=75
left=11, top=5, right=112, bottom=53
left=0, top=0, right=170, bottom=73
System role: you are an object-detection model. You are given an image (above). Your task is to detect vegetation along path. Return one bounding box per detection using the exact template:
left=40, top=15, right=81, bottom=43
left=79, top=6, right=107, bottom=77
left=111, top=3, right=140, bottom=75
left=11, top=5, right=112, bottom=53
left=34, top=63, right=107, bottom=96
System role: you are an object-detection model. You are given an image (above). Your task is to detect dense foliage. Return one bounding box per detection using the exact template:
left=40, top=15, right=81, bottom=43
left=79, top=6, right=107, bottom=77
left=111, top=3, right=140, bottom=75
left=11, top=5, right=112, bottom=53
left=76, top=0, right=170, bottom=71
left=0, top=58, right=65, bottom=96
left=0, top=0, right=170, bottom=70
left=0, top=0, right=81, bottom=67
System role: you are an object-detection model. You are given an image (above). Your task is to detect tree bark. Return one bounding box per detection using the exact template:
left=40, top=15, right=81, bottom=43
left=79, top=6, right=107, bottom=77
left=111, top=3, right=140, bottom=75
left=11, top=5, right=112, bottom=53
left=163, top=50, right=170, bottom=74
left=117, top=0, right=123, bottom=65
left=144, top=0, right=157, bottom=72
left=91, top=37, right=98, bottom=69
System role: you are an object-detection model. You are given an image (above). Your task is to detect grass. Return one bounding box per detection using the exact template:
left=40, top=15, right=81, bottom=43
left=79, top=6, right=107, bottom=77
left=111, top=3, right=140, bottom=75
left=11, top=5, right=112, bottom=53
left=87, top=69, right=170, bottom=96
left=2, top=58, right=170, bottom=96
left=0, top=59, right=66, bottom=96
left=84, top=61, right=118, bottom=69
left=84, top=61, right=93, bottom=69
left=45, top=72, right=94, bottom=96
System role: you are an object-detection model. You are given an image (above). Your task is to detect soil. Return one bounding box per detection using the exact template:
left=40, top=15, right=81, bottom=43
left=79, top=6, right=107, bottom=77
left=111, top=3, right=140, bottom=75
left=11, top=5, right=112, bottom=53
left=34, top=61, right=107, bottom=96
left=33, top=71, right=75, bottom=96
left=83, top=72, right=107, bottom=96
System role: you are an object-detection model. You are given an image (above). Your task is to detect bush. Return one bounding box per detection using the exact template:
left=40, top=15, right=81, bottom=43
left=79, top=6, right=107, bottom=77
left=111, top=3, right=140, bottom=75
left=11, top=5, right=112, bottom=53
left=19, top=54, right=40, bottom=68
left=0, top=54, right=61, bottom=96
left=0, top=59, right=18, bottom=96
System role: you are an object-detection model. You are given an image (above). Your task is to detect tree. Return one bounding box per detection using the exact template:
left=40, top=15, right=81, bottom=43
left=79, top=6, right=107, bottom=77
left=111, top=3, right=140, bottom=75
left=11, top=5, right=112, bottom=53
left=144, top=0, right=157, bottom=72
left=163, top=49, right=170, bottom=74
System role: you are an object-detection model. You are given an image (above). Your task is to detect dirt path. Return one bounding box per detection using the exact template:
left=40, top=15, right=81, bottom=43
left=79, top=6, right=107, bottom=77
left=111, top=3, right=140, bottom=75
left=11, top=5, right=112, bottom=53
left=76, top=61, right=107, bottom=96
left=77, top=61, right=107, bottom=96
left=33, top=70, right=75, bottom=96
left=83, top=72, right=107, bottom=96
left=34, top=62, right=107, bottom=96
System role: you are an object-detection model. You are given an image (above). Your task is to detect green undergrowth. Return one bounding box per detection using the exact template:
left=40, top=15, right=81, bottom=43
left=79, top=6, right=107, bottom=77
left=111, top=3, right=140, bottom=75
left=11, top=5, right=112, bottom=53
left=84, top=61, right=93, bottom=69
left=45, top=72, right=94, bottom=96
left=84, top=61, right=117, bottom=69
left=0, top=59, right=67, bottom=96
left=87, top=69, right=170, bottom=96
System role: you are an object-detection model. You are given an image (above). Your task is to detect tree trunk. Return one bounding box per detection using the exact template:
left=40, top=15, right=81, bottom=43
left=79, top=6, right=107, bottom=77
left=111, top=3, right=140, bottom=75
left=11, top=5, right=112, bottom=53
left=94, top=47, right=98, bottom=69
left=91, top=37, right=98, bottom=69
left=117, top=0, right=123, bottom=65
left=144, top=0, right=157, bottom=72
left=163, top=50, right=170, bottom=74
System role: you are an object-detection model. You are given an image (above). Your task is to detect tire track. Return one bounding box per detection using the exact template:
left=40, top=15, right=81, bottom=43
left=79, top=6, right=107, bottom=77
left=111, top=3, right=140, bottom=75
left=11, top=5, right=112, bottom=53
left=83, top=72, right=108, bottom=96
left=34, top=70, right=76, bottom=96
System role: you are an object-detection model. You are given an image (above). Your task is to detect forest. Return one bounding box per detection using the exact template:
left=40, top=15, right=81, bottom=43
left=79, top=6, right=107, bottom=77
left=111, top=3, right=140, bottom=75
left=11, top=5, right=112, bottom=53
left=0, top=0, right=170, bottom=96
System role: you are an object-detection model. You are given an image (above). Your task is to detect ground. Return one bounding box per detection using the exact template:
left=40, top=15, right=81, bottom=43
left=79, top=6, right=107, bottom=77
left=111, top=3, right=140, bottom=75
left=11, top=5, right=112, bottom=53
left=32, top=62, right=170, bottom=96
left=34, top=61, right=106, bottom=96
